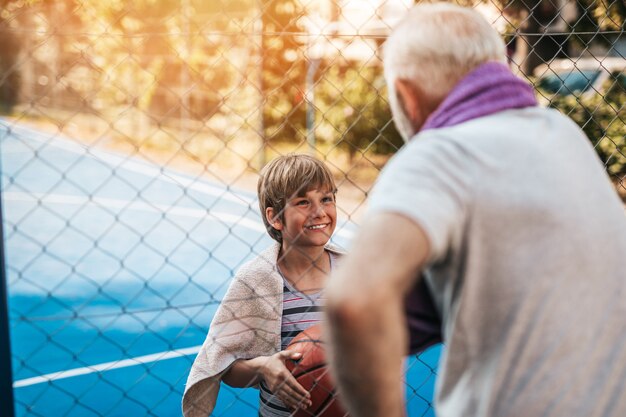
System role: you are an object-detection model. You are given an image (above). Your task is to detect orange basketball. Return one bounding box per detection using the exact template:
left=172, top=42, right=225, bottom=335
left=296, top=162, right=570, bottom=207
left=286, top=324, right=349, bottom=417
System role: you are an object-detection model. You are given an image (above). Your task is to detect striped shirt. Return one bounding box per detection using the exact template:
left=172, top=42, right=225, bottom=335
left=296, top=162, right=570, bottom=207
left=258, top=252, right=337, bottom=417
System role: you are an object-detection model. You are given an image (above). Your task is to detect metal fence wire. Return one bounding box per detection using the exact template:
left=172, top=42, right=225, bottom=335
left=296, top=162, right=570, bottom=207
left=0, top=0, right=624, bottom=416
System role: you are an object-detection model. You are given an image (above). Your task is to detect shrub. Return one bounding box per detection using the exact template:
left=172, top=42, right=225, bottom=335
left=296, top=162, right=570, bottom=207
left=545, top=75, right=626, bottom=177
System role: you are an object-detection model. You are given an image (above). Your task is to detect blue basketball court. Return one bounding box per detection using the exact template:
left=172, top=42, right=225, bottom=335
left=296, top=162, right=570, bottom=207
left=1, top=118, right=439, bottom=417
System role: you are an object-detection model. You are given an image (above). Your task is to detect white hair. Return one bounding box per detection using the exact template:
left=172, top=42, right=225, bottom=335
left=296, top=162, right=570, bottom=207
left=384, top=3, right=506, bottom=139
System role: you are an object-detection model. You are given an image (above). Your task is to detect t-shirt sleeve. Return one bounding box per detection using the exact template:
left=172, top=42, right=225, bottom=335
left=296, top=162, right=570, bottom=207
left=367, top=135, right=471, bottom=264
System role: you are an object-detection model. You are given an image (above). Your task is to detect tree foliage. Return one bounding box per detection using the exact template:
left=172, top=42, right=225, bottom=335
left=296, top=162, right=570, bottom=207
left=0, top=12, right=20, bottom=112
left=260, top=0, right=307, bottom=144
left=546, top=76, right=626, bottom=177
left=316, top=64, right=403, bottom=161
left=1, top=0, right=253, bottom=120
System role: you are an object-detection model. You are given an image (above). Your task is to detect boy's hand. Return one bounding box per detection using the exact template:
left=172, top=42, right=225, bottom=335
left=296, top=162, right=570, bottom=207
left=260, top=350, right=312, bottom=410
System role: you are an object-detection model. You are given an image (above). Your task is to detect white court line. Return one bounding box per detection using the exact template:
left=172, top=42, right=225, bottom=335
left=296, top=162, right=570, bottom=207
left=13, top=345, right=202, bottom=388
left=3, top=191, right=354, bottom=239
left=3, top=191, right=265, bottom=232
left=1, top=121, right=357, bottom=238
left=0, top=121, right=255, bottom=206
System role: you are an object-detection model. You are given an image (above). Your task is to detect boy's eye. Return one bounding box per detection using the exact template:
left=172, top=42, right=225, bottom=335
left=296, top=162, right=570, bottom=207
left=322, top=196, right=335, bottom=203
left=294, top=200, right=309, bottom=206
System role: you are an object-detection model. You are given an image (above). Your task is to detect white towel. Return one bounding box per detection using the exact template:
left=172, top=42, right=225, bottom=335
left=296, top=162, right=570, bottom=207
left=182, top=242, right=343, bottom=417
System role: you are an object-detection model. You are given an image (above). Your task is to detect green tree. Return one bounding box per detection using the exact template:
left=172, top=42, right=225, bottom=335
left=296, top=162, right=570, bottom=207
left=1, top=0, right=249, bottom=119
left=316, top=64, right=403, bottom=162
left=546, top=77, right=626, bottom=178
left=496, top=0, right=625, bottom=74
left=0, top=4, right=20, bottom=112
left=260, top=0, right=307, bottom=145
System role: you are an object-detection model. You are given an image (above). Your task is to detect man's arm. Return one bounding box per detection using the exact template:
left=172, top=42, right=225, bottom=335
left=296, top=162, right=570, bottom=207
left=325, top=212, right=431, bottom=417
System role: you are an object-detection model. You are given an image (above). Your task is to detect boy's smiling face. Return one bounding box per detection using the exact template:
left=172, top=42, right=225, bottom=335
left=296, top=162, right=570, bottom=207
left=272, top=187, right=337, bottom=249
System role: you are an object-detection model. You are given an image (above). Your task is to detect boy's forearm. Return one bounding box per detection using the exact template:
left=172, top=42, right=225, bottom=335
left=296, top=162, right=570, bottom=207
left=222, top=357, right=265, bottom=388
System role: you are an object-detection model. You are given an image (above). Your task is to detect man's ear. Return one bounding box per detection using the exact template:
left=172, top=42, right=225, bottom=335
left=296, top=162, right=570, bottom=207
left=266, top=207, right=283, bottom=231
left=394, top=78, right=423, bottom=131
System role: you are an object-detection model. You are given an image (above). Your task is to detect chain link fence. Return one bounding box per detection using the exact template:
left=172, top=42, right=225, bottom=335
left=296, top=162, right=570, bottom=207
left=0, top=0, right=624, bottom=416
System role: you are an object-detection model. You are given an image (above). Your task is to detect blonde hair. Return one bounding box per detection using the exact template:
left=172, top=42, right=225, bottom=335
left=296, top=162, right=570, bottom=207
left=384, top=3, right=506, bottom=105
left=258, top=154, right=337, bottom=243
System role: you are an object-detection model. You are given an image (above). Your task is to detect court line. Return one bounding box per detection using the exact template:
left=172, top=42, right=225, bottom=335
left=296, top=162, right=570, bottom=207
left=1, top=120, right=359, bottom=237
left=3, top=191, right=354, bottom=239
left=13, top=345, right=202, bottom=388
left=4, top=191, right=266, bottom=233
left=0, top=120, right=255, bottom=206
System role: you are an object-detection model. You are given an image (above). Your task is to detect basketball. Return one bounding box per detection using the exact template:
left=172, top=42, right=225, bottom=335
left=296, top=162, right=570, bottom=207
left=285, top=324, right=349, bottom=417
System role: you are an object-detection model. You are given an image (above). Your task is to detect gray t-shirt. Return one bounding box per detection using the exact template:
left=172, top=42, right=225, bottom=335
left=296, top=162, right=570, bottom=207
left=368, top=107, right=626, bottom=417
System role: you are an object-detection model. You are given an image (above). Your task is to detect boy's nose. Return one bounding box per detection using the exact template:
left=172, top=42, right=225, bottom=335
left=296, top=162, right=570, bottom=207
left=310, top=203, right=327, bottom=218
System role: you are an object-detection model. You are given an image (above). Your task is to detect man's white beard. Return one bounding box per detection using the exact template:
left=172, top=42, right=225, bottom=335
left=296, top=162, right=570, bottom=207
left=388, top=86, right=417, bottom=142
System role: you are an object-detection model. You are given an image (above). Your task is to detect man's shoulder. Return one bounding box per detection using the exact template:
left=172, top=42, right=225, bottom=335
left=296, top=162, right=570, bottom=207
left=420, top=105, right=553, bottom=132
left=441, top=106, right=575, bottom=139
left=396, top=106, right=580, bottom=163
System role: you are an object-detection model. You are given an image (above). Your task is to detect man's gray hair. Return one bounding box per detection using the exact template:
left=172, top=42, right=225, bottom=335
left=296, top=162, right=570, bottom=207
left=384, top=3, right=507, bottom=105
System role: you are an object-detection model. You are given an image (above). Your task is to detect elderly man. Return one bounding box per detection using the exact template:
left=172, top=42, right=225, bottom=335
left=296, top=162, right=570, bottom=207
left=325, top=3, right=626, bottom=417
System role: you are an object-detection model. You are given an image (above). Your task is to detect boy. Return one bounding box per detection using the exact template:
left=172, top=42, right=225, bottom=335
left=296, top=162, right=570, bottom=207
left=182, top=154, right=342, bottom=417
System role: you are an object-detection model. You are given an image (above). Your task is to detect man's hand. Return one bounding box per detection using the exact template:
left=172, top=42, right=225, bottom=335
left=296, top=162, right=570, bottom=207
left=325, top=212, right=431, bottom=417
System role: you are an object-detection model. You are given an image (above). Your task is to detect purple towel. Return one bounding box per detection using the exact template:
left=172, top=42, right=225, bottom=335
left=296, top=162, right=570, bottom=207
left=405, top=61, right=537, bottom=354
left=422, top=61, right=537, bottom=131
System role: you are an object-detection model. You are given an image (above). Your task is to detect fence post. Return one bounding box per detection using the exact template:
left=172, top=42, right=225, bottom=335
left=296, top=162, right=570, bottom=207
left=0, top=191, right=15, bottom=417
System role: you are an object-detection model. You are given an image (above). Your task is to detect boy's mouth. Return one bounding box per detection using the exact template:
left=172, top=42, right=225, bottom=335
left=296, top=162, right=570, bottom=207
left=305, top=223, right=330, bottom=230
